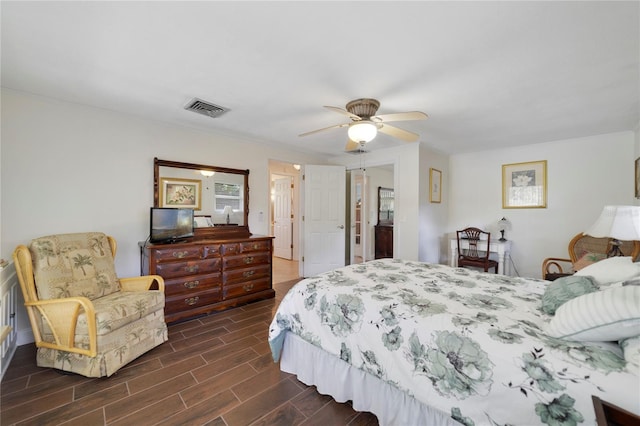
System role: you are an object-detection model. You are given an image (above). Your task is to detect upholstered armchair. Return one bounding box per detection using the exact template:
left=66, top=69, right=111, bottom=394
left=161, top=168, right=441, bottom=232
left=542, top=233, right=640, bottom=281
left=13, top=232, right=168, bottom=377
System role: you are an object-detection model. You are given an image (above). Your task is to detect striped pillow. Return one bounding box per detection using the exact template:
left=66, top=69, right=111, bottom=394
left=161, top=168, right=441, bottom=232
left=545, top=286, right=640, bottom=341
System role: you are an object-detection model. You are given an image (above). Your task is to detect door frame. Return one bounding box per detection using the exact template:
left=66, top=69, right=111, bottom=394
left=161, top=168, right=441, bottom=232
left=346, top=161, right=396, bottom=263
left=268, top=161, right=300, bottom=261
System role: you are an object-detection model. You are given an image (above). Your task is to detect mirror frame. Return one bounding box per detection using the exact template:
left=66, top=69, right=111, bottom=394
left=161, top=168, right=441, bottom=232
left=154, top=157, right=251, bottom=239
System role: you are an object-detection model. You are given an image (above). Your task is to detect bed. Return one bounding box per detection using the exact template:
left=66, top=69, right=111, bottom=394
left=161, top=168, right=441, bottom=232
left=268, top=258, right=640, bottom=425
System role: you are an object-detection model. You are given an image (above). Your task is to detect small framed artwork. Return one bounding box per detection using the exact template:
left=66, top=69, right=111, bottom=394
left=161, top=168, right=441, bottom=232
left=502, top=160, right=547, bottom=209
left=429, top=168, right=442, bottom=203
left=636, top=157, right=640, bottom=199
left=160, top=177, right=202, bottom=210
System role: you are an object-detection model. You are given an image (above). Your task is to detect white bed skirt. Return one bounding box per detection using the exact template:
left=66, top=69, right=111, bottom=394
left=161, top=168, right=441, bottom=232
left=280, top=332, right=459, bottom=426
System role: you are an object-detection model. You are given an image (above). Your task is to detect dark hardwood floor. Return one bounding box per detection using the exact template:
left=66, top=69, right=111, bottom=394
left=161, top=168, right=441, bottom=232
left=0, top=279, right=379, bottom=426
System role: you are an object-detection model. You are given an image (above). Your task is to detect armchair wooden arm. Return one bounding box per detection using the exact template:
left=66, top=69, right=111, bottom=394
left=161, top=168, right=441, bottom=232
left=542, top=257, right=573, bottom=281
left=25, top=296, right=97, bottom=357
left=119, top=275, right=165, bottom=292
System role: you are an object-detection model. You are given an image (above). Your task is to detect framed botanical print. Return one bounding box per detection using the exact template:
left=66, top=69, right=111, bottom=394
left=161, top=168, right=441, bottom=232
left=429, top=168, right=442, bottom=203
left=502, top=160, right=547, bottom=208
left=159, top=177, right=202, bottom=210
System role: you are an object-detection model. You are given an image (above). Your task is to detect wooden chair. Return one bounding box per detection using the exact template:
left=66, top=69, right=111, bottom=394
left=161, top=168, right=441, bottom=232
left=542, top=233, right=640, bottom=280
left=456, top=227, right=499, bottom=273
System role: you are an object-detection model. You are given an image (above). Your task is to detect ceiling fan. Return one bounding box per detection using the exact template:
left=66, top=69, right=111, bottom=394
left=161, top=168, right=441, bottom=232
left=299, top=98, right=428, bottom=151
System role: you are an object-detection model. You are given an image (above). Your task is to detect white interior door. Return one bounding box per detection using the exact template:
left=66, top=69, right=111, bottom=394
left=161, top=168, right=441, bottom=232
left=302, top=165, right=346, bottom=277
left=273, top=176, right=293, bottom=259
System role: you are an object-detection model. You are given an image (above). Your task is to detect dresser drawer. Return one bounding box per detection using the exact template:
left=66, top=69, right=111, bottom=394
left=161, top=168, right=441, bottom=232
left=155, top=258, right=221, bottom=279
left=240, top=240, right=271, bottom=253
left=223, top=277, right=271, bottom=300
left=165, top=287, right=222, bottom=313
left=153, top=246, right=202, bottom=263
left=221, top=243, right=240, bottom=256
left=223, top=264, right=271, bottom=285
left=163, top=272, right=222, bottom=297
left=223, top=252, right=271, bottom=269
left=202, top=244, right=222, bottom=258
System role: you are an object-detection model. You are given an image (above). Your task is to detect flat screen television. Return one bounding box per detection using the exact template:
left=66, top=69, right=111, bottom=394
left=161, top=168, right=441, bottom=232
left=149, top=207, right=194, bottom=244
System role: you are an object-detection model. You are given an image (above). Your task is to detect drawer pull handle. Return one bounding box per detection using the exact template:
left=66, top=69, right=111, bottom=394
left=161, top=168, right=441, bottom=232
left=242, top=270, right=255, bottom=278
left=184, top=280, right=200, bottom=289
left=185, top=296, right=199, bottom=306
left=173, top=251, right=189, bottom=258
left=243, top=284, right=254, bottom=292
left=185, top=265, right=199, bottom=273
left=253, top=244, right=259, bottom=250
left=243, top=256, right=254, bottom=264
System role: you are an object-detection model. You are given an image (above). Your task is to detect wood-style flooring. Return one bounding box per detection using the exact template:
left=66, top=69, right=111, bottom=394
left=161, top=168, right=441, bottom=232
left=0, top=259, right=379, bottom=426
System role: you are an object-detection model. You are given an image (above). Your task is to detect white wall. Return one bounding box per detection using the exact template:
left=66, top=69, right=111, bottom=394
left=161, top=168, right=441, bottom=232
left=418, top=144, right=449, bottom=264
left=448, top=131, right=635, bottom=278
left=1, top=89, right=328, bottom=344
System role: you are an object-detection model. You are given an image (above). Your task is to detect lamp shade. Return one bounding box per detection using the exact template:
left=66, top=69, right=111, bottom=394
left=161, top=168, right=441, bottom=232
left=584, top=205, right=640, bottom=240
left=348, top=121, right=377, bottom=143
left=497, top=217, right=511, bottom=232
left=222, top=205, right=234, bottom=216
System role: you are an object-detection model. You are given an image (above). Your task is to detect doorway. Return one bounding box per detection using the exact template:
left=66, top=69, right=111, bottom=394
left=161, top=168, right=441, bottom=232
left=348, top=164, right=394, bottom=264
left=269, top=161, right=301, bottom=282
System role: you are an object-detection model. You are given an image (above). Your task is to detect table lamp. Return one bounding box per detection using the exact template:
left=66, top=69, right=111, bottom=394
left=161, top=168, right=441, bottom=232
left=584, top=205, right=640, bottom=257
left=497, top=217, right=511, bottom=241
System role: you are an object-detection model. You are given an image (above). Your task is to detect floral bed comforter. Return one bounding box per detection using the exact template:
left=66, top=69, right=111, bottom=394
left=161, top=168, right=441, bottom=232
left=268, top=259, right=639, bottom=425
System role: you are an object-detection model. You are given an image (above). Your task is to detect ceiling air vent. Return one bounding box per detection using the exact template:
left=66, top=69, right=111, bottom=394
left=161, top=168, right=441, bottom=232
left=184, top=98, right=229, bottom=118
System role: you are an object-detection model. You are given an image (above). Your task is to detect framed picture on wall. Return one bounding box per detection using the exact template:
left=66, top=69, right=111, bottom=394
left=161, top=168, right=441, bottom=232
left=429, top=168, right=442, bottom=203
left=502, top=160, right=547, bottom=208
left=636, top=157, right=640, bottom=199
left=160, top=177, right=202, bottom=210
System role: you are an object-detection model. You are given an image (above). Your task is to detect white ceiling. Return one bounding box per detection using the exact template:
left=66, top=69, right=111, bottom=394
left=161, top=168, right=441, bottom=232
left=2, top=1, right=638, bottom=156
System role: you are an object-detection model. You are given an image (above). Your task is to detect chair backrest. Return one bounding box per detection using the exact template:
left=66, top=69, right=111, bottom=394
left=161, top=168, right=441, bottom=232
left=567, top=233, right=640, bottom=270
left=26, top=232, right=120, bottom=301
left=457, top=227, right=491, bottom=261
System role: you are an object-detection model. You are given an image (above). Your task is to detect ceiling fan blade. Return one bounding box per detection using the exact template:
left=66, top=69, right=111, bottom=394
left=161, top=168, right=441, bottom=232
left=345, top=139, right=362, bottom=151
left=299, top=122, right=349, bottom=137
left=372, top=111, right=428, bottom=122
left=378, top=123, right=420, bottom=142
left=324, top=105, right=362, bottom=121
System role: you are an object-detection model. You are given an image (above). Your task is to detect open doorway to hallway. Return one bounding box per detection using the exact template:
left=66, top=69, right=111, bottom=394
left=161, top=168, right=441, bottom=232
left=269, top=160, right=301, bottom=282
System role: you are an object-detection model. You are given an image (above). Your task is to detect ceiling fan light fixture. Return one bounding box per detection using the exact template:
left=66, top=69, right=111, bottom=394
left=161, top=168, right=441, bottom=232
left=348, top=121, right=377, bottom=143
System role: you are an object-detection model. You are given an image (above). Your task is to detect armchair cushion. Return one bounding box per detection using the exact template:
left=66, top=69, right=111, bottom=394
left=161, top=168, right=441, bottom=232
left=75, top=290, right=164, bottom=336
left=31, top=233, right=120, bottom=300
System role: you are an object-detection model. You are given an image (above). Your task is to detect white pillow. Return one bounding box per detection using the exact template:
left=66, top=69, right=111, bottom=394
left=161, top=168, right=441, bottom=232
left=574, top=256, right=640, bottom=285
left=545, top=285, right=640, bottom=341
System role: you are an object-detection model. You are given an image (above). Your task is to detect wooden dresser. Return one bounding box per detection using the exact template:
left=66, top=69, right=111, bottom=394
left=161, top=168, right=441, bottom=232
left=374, top=224, right=393, bottom=259
left=141, top=235, right=274, bottom=323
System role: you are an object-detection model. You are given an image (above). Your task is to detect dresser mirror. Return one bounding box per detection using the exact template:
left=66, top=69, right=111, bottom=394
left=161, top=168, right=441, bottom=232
left=377, top=187, right=394, bottom=225
left=154, top=158, right=250, bottom=239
